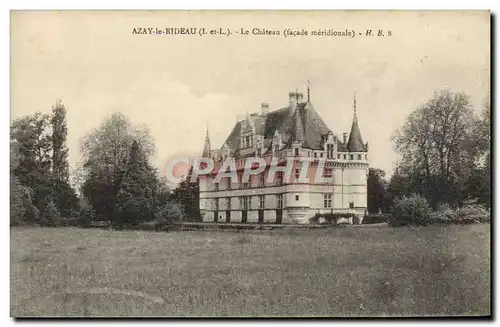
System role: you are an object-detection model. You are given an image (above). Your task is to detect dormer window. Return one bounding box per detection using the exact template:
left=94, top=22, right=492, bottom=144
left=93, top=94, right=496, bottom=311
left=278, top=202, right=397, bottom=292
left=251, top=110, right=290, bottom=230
left=294, top=148, right=299, bottom=156
left=327, top=144, right=334, bottom=159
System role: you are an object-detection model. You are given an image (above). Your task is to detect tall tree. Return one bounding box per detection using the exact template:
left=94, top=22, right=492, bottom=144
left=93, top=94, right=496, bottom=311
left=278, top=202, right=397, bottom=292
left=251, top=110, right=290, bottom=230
left=11, top=112, right=52, bottom=187
left=116, top=140, right=155, bottom=225
left=51, top=99, right=69, bottom=182
left=173, top=167, right=201, bottom=221
left=50, top=100, right=79, bottom=217
left=11, top=113, right=54, bottom=221
left=11, top=109, right=78, bottom=222
left=80, top=113, right=155, bottom=222
left=467, top=97, right=491, bottom=206
left=393, top=89, right=477, bottom=208
left=367, top=168, right=388, bottom=214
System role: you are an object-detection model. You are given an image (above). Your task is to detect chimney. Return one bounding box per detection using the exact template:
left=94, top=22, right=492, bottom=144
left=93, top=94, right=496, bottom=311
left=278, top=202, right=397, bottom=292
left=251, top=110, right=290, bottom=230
left=343, top=133, right=348, bottom=144
left=297, top=92, right=304, bottom=103
left=261, top=102, right=269, bottom=115
left=289, top=92, right=297, bottom=112
left=288, top=91, right=304, bottom=113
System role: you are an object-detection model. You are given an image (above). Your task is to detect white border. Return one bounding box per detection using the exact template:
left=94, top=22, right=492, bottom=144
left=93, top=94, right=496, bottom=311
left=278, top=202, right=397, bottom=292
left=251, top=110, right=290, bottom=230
left=2, top=1, right=497, bottom=326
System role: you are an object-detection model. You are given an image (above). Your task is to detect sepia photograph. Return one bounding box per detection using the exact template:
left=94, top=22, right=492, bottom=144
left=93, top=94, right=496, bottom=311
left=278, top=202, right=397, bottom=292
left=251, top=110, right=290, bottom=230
left=9, top=10, right=491, bottom=317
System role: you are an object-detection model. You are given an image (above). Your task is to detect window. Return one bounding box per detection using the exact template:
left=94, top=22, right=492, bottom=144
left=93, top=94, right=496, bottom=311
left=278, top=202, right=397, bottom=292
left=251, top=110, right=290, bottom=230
left=243, top=182, right=249, bottom=189
left=277, top=194, right=283, bottom=209
left=350, top=155, right=354, bottom=160
left=260, top=173, right=265, bottom=186
left=320, top=153, right=324, bottom=158
left=240, top=196, right=250, bottom=210
left=277, top=171, right=284, bottom=185
left=358, top=154, right=362, bottom=160
left=295, top=194, right=299, bottom=201
left=349, top=202, right=354, bottom=209
left=314, top=152, right=317, bottom=158
left=327, top=144, right=334, bottom=159
left=245, top=196, right=251, bottom=210
left=343, top=154, right=347, bottom=160
left=323, top=168, right=333, bottom=178
left=227, top=197, right=231, bottom=210
left=214, top=199, right=219, bottom=211
left=259, top=195, right=265, bottom=209
left=295, top=148, right=299, bottom=156
left=337, top=154, right=340, bottom=159
left=295, top=168, right=300, bottom=179
left=323, top=194, right=333, bottom=208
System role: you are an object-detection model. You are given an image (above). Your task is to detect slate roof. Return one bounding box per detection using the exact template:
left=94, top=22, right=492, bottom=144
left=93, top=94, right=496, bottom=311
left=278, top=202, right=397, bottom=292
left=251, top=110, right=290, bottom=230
left=219, top=100, right=362, bottom=159
left=346, top=115, right=367, bottom=152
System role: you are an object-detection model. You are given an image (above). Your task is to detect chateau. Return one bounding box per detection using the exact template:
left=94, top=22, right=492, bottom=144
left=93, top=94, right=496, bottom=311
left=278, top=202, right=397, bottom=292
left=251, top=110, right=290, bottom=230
left=198, top=86, right=369, bottom=224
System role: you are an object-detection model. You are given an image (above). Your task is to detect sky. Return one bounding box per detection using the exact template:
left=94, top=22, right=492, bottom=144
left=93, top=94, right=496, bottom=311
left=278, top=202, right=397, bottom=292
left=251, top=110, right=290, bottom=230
left=10, top=11, right=490, bottom=179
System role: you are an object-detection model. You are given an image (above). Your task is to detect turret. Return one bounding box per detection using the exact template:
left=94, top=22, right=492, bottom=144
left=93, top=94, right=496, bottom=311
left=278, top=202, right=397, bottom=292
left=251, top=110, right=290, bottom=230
left=347, top=92, right=367, bottom=152
left=202, top=123, right=211, bottom=158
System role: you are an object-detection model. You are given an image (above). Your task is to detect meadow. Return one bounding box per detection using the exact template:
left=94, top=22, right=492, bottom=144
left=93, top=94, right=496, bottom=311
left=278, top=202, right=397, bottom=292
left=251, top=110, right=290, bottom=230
left=10, top=224, right=490, bottom=317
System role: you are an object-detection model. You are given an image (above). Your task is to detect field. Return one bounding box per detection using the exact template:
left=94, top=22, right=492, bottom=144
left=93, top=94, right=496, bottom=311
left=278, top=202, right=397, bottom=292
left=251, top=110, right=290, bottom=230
left=10, top=224, right=490, bottom=317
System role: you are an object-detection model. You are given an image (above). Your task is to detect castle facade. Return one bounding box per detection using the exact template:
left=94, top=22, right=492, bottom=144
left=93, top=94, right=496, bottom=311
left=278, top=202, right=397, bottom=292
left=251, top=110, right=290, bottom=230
left=198, top=86, right=369, bottom=224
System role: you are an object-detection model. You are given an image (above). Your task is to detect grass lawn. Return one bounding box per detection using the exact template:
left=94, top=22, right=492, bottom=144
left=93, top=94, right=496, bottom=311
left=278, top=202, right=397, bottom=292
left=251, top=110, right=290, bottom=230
left=10, top=224, right=490, bottom=317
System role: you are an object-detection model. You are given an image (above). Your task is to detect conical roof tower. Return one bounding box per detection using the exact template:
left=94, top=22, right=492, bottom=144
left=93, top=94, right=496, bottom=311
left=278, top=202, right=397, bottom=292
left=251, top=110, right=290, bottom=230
left=202, top=123, right=211, bottom=157
left=347, top=92, right=366, bottom=152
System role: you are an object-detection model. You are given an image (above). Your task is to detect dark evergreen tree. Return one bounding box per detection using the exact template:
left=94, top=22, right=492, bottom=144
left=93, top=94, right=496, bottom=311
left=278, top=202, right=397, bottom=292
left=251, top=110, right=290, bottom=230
left=116, top=140, right=155, bottom=226
left=173, top=167, right=201, bottom=221
left=367, top=168, right=388, bottom=214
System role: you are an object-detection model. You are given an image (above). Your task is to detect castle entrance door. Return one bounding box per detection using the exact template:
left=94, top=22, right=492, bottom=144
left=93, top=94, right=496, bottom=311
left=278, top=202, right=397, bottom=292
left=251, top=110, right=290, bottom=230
left=276, top=209, right=283, bottom=224
left=258, top=210, right=264, bottom=224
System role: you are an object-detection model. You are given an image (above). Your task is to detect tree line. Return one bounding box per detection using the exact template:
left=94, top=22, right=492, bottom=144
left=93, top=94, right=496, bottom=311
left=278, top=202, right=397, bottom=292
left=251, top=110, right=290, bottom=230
left=10, top=89, right=490, bottom=227
left=10, top=105, right=199, bottom=227
left=367, top=89, right=490, bottom=214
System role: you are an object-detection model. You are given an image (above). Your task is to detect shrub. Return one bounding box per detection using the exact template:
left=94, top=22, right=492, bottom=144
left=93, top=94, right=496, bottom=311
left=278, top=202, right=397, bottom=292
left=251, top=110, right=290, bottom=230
left=455, top=204, right=490, bottom=224
left=138, top=220, right=158, bottom=231
left=428, top=204, right=490, bottom=225
left=362, top=214, right=392, bottom=224
left=78, top=202, right=95, bottom=227
left=390, top=194, right=432, bottom=226
left=310, top=211, right=358, bottom=225
left=155, top=201, right=186, bottom=225
left=40, top=200, right=62, bottom=227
